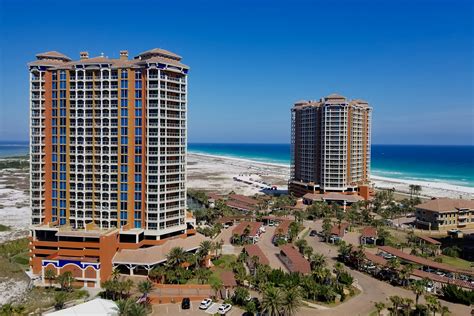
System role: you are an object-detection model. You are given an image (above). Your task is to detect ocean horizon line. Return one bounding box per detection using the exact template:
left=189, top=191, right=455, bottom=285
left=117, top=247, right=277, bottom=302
left=0, top=140, right=473, bottom=147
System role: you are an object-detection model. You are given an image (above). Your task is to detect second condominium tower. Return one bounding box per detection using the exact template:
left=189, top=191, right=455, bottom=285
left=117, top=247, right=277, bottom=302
left=28, top=48, right=197, bottom=287
left=289, top=94, right=372, bottom=198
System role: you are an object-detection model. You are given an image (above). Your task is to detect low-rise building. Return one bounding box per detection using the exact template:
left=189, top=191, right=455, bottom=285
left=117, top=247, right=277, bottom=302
left=231, top=221, right=263, bottom=244
left=278, top=244, right=311, bottom=274
left=415, top=198, right=474, bottom=230
left=360, top=226, right=378, bottom=245
left=303, top=192, right=364, bottom=208
left=243, top=244, right=270, bottom=270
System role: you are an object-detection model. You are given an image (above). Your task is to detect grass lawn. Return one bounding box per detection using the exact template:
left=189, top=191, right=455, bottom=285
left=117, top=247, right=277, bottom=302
left=185, top=254, right=238, bottom=285
left=209, top=254, right=237, bottom=283
left=305, top=286, right=361, bottom=308
left=437, top=255, right=473, bottom=269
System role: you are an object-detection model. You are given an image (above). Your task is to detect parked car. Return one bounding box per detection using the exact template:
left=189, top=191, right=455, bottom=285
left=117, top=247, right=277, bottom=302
left=181, top=297, right=190, bottom=310
left=435, top=271, right=446, bottom=277
left=309, top=230, right=318, bottom=237
left=199, top=298, right=212, bottom=310
left=218, top=303, right=232, bottom=314
left=425, top=282, right=435, bottom=293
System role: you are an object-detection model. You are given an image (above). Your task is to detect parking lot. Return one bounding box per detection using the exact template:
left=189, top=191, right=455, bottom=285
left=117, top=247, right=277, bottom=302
left=152, top=301, right=243, bottom=316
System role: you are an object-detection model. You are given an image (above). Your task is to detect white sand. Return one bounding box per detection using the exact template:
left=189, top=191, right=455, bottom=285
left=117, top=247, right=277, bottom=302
left=0, top=169, right=30, bottom=243
left=187, top=153, right=474, bottom=199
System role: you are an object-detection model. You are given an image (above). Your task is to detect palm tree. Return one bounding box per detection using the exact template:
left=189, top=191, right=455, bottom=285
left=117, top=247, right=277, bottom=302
left=166, top=247, right=187, bottom=267
left=210, top=279, right=223, bottom=299
left=114, top=299, right=132, bottom=316
left=261, top=285, right=283, bottom=316
left=149, top=266, right=166, bottom=283
left=56, top=271, right=75, bottom=292
left=195, top=268, right=212, bottom=284
left=425, top=295, right=441, bottom=316
left=303, top=246, right=313, bottom=259
left=399, top=264, right=414, bottom=286
left=310, top=253, right=326, bottom=268
left=440, top=305, right=450, bottom=316
left=128, top=302, right=147, bottom=316
left=402, top=298, right=414, bottom=316
left=123, top=279, right=134, bottom=297
left=44, top=269, right=56, bottom=288
left=137, top=280, right=153, bottom=300
left=294, top=239, right=307, bottom=254
left=352, top=246, right=366, bottom=269
left=389, top=295, right=404, bottom=316
left=54, top=291, right=68, bottom=310
left=374, top=301, right=385, bottom=316
left=410, top=279, right=427, bottom=305
left=198, top=240, right=213, bottom=261
left=111, top=267, right=121, bottom=280
left=282, top=286, right=302, bottom=316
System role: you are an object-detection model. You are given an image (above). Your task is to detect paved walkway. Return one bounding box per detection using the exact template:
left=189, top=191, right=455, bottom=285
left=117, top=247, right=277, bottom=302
left=258, top=226, right=289, bottom=272
left=152, top=302, right=243, bottom=316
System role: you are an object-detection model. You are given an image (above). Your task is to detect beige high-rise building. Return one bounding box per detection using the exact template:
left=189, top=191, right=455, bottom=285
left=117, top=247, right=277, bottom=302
left=289, top=94, right=372, bottom=197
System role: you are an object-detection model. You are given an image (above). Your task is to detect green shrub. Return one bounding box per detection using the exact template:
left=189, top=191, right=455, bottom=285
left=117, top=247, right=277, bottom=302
left=441, top=284, right=474, bottom=305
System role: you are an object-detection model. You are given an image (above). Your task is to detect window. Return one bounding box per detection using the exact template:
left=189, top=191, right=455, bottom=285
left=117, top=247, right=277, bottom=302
left=135, top=100, right=142, bottom=108
left=121, top=80, right=128, bottom=89
left=121, top=70, right=128, bottom=79
left=120, top=165, right=128, bottom=173
left=135, top=81, right=142, bottom=89
left=121, top=90, right=128, bottom=98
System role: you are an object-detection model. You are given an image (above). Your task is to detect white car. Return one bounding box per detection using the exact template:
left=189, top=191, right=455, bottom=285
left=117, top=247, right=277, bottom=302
left=199, top=298, right=213, bottom=310
left=425, top=282, right=435, bottom=293
left=218, top=303, right=232, bottom=314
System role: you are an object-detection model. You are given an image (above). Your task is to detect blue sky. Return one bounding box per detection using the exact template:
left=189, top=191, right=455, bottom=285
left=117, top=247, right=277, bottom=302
left=0, top=0, right=472, bottom=145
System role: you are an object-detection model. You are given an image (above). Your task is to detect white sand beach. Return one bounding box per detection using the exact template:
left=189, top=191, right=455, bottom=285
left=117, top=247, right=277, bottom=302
left=0, top=168, right=30, bottom=243
left=187, top=153, right=474, bottom=199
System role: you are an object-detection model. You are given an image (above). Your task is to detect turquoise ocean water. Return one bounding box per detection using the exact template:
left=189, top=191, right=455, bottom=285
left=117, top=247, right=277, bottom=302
left=1, top=141, right=473, bottom=188
left=188, top=143, right=474, bottom=188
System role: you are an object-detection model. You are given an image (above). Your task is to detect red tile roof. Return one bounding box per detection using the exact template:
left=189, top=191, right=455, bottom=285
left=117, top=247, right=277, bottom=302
left=274, top=220, right=293, bottom=236
left=226, top=200, right=256, bottom=211
left=279, top=244, right=311, bottom=274
left=331, top=223, right=349, bottom=237
left=228, top=194, right=259, bottom=206
left=412, top=269, right=474, bottom=290
left=416, top=198, right=474, bottom=213
left=364, top=251, right=387, bottom=266
left=232, top=221, right=262, bottom=236
left=416, top=235, right=441, bottom=245
left=379, top=246, right=473, bottom=276
left=361, top=227, right=378, bottom=238
left=220, top=271, right=237, bottom=287
left=244, top=244, right=270, bottom=266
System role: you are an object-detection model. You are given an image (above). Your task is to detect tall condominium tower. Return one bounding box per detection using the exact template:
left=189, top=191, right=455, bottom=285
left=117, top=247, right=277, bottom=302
left=28, top=49, right=197, bottom=287
left=289, top=94, right=372, bottom=198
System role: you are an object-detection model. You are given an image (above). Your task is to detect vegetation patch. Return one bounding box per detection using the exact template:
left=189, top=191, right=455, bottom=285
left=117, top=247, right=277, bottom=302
left=0, top=224, right=11, bottom=232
